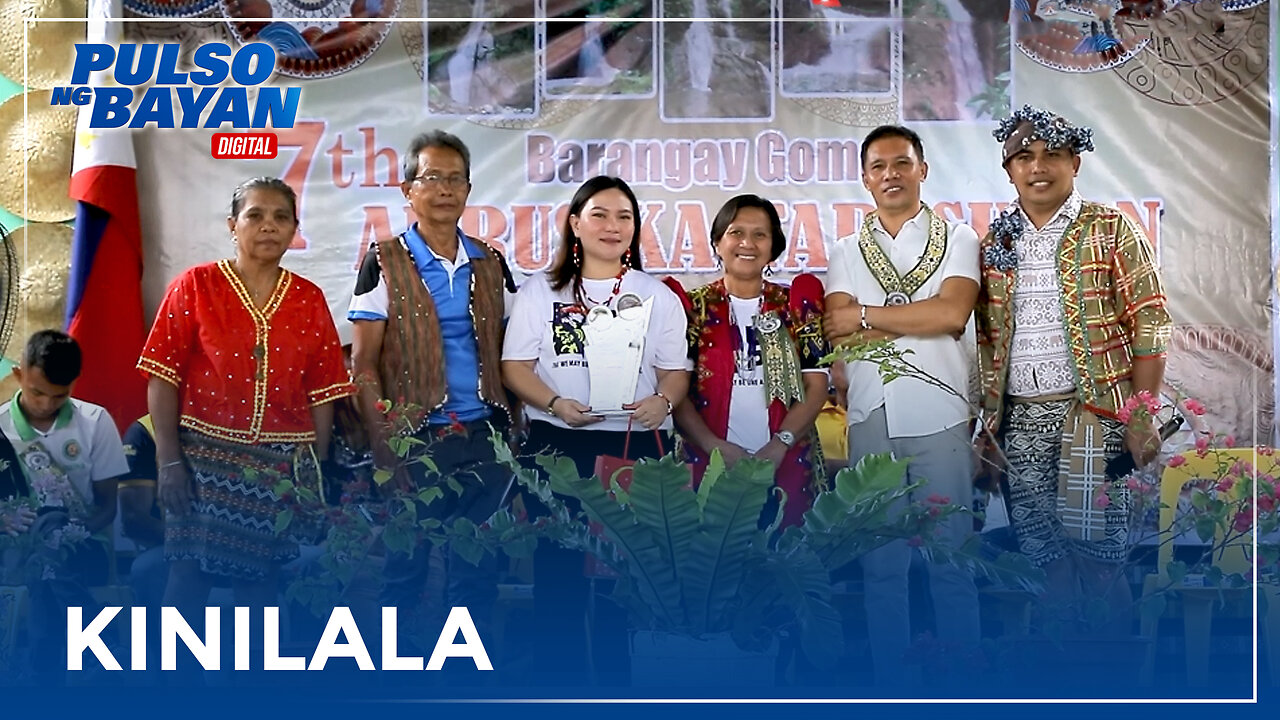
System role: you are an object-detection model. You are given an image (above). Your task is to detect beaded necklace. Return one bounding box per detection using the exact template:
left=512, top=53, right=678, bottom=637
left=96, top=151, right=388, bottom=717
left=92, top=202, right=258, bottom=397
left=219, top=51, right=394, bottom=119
left=574, top=265, right=629, bottom=310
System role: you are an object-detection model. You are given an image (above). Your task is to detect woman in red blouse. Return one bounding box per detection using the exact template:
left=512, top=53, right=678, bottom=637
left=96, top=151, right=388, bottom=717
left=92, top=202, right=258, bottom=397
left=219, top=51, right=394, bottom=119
left=670, top=194, right=831, bottom=529
left=138, top=177, right=354, bottom=618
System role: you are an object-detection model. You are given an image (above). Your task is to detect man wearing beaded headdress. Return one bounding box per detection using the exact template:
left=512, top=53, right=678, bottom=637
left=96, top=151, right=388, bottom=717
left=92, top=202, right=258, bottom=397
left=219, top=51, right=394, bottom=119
left=824, top=125, right=982, bottom=685
left=975, top=106, right=1172, bottom=630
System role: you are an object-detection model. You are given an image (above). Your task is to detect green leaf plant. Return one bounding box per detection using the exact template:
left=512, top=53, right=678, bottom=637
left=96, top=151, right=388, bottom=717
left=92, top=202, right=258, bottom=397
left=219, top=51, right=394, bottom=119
left=826, top=337, right=1280, bottom=642
left=493, top=435, right=1042, bottom=667
left=270, top=402, right=554, bottom=626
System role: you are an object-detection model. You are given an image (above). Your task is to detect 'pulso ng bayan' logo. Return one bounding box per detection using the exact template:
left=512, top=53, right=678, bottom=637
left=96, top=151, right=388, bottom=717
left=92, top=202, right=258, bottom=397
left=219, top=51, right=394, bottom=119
left=50, top=42, right=300, bottom=133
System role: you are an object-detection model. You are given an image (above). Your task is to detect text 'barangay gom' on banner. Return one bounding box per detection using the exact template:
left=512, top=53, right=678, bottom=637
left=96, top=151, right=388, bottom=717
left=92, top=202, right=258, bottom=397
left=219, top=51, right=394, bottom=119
left=268, top=123, right=1167, bottom=277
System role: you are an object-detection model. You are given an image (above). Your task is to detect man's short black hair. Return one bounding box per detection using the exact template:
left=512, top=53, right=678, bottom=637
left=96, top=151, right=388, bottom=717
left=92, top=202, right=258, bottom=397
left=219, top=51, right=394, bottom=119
left=860, top=125, right=926, bottom=170
left=22, top=330, right=82, bottom=386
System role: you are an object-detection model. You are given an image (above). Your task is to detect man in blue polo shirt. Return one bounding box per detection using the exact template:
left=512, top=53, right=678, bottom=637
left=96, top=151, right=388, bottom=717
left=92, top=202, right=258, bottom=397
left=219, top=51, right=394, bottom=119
left=348, top=129, right=516, bottom=652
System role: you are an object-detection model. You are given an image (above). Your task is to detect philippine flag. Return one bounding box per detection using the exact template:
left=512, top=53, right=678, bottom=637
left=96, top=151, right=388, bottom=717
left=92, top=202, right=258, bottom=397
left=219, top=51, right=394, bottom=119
left=66, top=0, right=147, bottom=434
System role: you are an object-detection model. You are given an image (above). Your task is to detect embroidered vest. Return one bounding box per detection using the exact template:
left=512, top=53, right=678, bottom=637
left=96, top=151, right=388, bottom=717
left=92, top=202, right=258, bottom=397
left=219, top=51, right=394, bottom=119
left=979, top=202, right=1152, bottom=430
left=376, top=234, right=510, bottom=433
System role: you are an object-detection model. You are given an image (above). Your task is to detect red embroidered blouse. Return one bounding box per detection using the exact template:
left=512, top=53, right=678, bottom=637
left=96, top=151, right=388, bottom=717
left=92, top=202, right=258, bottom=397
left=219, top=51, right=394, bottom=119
left=137, top=260, right=356, bottom=445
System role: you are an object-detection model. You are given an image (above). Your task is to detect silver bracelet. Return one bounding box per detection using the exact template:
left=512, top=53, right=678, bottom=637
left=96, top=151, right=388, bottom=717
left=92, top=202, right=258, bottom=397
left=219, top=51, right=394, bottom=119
left=160, top=460, right=184, bottom=470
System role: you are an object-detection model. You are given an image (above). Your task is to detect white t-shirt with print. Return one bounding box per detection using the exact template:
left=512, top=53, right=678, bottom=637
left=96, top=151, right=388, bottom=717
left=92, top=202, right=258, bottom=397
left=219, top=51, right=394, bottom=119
left=502, top=271, right=691, bottom=432
left=724, top=295, right=770, bottom=453
left=0, top=396, right=128, bottom=514
left=722, top=295, right=829, bottom=453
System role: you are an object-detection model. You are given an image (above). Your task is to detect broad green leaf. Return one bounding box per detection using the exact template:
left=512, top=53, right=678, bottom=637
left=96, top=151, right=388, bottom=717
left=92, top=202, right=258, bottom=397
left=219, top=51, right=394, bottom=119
left=1194, top=515, right=1219, bottom=544
left=1166, top=560, right=1187, bottom=585
left=545, top=451, right=684, bottom=628
left=628, top=456, right=699, bottom=628
left=697, top=449, right=726, bottom=515
left=445, top=477, right=464, bottom=497
left=1204, top=566, right=1224, bottom=587
left=747, top=544, right=842, bottom=665
left=417, top=486, right=444, bottom=506
left=387, top=436, right=408, bottom=457
left=837, top=453, right=909, bottom=501
left=273, top=509, right=294, bottom=535
left=1190, top=488, right=1208, bottom=511
left=450, top=518, right=485, bottom=566
left=684, top=458, right=774, bottom=634
left=382, top=524, right=414, bottom=555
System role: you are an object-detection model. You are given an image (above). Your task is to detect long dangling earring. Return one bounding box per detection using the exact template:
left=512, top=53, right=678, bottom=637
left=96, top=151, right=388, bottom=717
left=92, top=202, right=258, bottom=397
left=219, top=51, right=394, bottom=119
left=572, top=242, right=582, bottom=268
left=621, top=249, right=631, bottom=267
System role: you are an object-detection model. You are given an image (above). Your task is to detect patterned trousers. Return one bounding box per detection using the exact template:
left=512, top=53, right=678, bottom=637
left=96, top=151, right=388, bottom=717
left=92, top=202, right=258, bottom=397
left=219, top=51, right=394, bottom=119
left=1002, top=398, right=1131, bottom=566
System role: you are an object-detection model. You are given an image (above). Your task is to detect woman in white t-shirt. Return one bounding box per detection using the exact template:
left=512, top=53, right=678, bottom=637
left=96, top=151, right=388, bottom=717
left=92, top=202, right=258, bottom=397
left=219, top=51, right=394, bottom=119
left=500, top=175, right=690, bottom=684
left=503, top=175, right=690, bottom=470
left=669, top=194, right=831, bottom=530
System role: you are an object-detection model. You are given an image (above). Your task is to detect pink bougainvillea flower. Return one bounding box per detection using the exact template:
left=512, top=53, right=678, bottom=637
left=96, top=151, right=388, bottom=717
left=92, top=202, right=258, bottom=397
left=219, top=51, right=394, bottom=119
left=1258, top=495, right=1276, bottom=513
left=1232, top=507, right=1253, bottom=534
left=1224, top=435, right=1237, bottom=448
left=1183, top=398, right=1206, bottom=416
left=925, top=494, right=951, bottom=505
left=1217, top=477, right=1235, bottom=494
left=1094, top=491, right=1112, bottom=509
left=375, top=399, right=389, bottom=414
left=1259, top=446, right=1274, bottom=457
left=1142, top=393, right=1161, bottom=415
left=1117, top=407, right=1133, bottom=424
left=1167, top=454, right=1187, bottom=468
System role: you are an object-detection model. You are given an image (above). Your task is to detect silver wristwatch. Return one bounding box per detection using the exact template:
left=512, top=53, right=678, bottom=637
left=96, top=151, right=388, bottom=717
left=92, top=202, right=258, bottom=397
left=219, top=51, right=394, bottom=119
left=774, top=430, right=797, bottom=447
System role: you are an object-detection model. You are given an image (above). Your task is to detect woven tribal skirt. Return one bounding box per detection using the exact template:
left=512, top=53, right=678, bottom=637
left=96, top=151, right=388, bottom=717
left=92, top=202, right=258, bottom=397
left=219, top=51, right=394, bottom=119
left=164, top=429, right=322, bottom=582
left=1002, top=398, right=1131, bottom=566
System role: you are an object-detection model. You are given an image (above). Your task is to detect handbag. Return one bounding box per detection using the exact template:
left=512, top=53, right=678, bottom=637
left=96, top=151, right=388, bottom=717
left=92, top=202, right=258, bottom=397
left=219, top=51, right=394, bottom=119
left=584, top=418, right=664, bottom=578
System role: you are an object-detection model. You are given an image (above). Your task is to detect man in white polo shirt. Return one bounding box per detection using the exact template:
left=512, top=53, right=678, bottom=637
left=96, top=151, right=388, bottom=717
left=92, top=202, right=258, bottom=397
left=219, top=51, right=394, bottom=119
left=824, top=125, right=982, bottom=686
left=0, top=330, right=127, bottom=682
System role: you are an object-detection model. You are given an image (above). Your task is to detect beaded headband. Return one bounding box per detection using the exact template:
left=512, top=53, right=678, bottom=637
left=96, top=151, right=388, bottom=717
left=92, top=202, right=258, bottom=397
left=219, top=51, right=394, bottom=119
left=994, top=105, right=1095, bottom=165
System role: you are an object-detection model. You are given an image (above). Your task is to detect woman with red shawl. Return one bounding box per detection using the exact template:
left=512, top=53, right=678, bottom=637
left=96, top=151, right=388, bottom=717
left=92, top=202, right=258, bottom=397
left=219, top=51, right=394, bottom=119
left=670, top=194, right=830, bottom=529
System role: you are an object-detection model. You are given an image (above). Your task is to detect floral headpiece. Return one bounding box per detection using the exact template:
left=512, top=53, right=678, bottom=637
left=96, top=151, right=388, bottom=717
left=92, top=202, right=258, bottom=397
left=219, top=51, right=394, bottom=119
left=993, top=105, right=1095, bottom=166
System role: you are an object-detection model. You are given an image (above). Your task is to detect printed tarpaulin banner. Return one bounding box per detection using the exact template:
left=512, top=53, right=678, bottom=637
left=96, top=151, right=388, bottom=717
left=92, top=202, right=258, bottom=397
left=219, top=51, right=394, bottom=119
left=105, top=0, right=1272, bottom=441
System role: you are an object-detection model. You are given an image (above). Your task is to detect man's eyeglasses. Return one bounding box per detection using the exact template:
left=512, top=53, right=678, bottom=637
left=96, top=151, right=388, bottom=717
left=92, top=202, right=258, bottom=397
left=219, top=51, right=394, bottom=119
left=411, top=173, right=470, bottom=190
